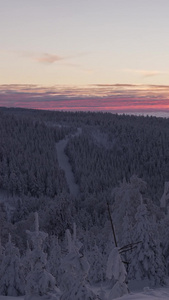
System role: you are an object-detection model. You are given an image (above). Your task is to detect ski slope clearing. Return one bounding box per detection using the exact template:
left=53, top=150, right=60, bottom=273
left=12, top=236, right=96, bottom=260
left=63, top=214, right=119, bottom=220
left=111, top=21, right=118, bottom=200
left=56, top=128, right=81, bottom=197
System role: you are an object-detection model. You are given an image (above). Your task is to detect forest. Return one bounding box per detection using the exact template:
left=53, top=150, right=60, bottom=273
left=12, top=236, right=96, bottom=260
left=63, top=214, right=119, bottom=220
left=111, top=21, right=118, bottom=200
left=0, top=107, right=169, bottom=300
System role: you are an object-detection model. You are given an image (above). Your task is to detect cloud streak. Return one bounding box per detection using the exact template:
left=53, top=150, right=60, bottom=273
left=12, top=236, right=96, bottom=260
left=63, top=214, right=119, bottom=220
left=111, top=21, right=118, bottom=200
left=123, top=69, right=168, bottom=78
left=0, top=84, right=169, bottom=116
left=19, top=51, right=66, bottom=64
left=19, top=50, right=90, bottom=66
left=35, top=53, right=63, bottom=64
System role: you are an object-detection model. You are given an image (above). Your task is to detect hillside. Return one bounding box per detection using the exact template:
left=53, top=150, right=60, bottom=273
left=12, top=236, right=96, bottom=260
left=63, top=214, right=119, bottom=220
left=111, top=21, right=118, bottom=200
left=0, top=107, right=169, bottom=299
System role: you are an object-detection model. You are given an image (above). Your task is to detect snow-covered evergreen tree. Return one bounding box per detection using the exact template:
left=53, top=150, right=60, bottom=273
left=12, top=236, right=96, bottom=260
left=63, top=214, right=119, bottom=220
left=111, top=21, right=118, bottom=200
left=47, top=235, right=63, bottom=286
left=87, top=243, right=105, bottom=284
left=0, top=234, right=25, bottom=296
left=25, top=212, right=59, bottom=300
left=22, top=241, right=32, bottom=280
left=106, top=247, right=128, bottom=300
left=61, top=224, right=96, bottom=300
left=160, top=182, right=169, bottom=209
left=121, top=212, right=133, bottom=248
left=128, top=202, right=166, bottom=286
left=120, top=211, right=134, bottom=275
left=159, top=214, right=169, bottom=274
left=112, top=175, right=146, bottom=243
left=0, top=238, right=4, bottom=264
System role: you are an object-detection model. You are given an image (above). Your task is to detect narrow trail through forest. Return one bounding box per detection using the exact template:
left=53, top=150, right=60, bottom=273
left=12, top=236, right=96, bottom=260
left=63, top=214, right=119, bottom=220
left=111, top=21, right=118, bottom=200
left=56, top=128, right=81, bottom=197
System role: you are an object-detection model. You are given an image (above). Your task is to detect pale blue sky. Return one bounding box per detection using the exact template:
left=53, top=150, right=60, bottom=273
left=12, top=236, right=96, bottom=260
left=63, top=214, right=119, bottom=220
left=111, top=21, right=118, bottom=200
left=1, top=0, right=169, bottom=86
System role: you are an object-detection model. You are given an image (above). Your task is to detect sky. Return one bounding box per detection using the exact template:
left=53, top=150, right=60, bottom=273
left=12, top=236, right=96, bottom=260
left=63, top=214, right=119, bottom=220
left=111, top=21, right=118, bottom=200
left=0, top=0, right=169, bottom=115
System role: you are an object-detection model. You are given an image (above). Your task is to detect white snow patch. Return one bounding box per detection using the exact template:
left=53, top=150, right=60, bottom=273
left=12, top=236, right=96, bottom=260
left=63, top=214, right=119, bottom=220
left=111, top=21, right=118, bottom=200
left=116, top=287, right=169, bottom=300
left=1, top=286, right=169, bottom=300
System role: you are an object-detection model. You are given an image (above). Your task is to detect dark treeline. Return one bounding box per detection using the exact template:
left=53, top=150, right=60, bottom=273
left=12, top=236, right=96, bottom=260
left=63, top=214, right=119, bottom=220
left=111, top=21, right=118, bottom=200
left=0, top=109, right=74, bottom=197
left=65, top=112, right=169, bottom=201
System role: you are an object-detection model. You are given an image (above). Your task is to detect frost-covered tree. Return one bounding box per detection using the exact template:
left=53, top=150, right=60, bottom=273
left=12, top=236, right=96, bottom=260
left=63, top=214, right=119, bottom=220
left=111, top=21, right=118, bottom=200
left=87, top=243, right=105, bottom=284
left=160, top=182, right=169, bottom=213
left=112, top=175, right=146, bottom=243
left=120, top=211, right=134, bottom=273
left=22, top=241, right=32, bottom=280
left=0, top=234, right=25, bottom=296
left=121, top=212, right=133, bottom=248
left=47, top=235, right=63, bottom=286
left=0, top=238, right=4, bottom=264
left=25, top=212, right=59, bottom=300
left=159, top=213, right=169, bottom=275
left=106, top=247, right=128, bottom=300
left=128, top=202, right=166, bottom=286
left=61, top=224, right=96, bottom=300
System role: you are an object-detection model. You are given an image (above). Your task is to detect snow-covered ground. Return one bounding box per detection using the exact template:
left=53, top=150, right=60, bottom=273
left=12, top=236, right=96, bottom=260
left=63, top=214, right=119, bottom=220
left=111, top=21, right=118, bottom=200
left=55, top=128, right=81, bottom=197
left=0, top=297, right=24, bottom=300
left=1, top=286, right=169, bottom=300
left=116, top=286, right=169, bottom=300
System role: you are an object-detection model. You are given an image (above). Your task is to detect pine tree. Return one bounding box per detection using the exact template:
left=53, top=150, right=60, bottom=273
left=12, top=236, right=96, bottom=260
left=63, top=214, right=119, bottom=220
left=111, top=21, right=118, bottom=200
left=106, top=247, right=128, bottom=300
left=87, top=243, right=105, bottom=284
left=159, top=214, right=169, bottom=274
left=128, top=202, right=166, bottom=286
left=25, top=212, right=59, bottom=300
left=22, top=241, right=32, bottom=280
left=0, top=237, right=4, bottom=264
left=0, top=234, right=25, bottom=296
left=47, top=235, right=63, bottom=286
left=112, top=175, right=146, bottom=242
left=120, top=212, right=134, bottom=275
left=160, top=181, right=169, bottom=209
left=61, top=224, right=96, bottom=300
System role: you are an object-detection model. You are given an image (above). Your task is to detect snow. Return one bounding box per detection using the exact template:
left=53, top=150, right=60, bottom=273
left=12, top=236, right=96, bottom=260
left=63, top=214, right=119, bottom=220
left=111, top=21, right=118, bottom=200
left=106, top=248, right=127, bottom=282
left=1, top=114, right=169, bottom=300
left=0, top=297, right=24, bottom=300
left=116, top=287, right=169, bottom=300
left=89, top=285, right=169, bottom=300
left=160, top=182, right=169, bottom=208
left=55, top=128, right=81, bottom=197
left=1, top=286, right=168, bottom=300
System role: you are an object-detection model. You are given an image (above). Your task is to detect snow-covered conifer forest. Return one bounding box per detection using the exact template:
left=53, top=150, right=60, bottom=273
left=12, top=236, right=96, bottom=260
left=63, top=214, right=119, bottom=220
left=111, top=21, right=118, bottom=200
left=1, top=107, right=169, bottom=299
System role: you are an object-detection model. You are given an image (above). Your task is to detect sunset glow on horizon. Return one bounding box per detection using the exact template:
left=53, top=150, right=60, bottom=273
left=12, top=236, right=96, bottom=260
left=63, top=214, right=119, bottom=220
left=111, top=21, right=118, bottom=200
left=1, top=0, right=169, bottom=115
left=0, top=84, right=169, bottom=116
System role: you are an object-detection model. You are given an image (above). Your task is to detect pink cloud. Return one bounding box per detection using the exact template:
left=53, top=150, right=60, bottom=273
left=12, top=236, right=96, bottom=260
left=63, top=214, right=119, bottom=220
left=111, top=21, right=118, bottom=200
left=0, top=84, right=169, bottom=114
left=35, top=53, right=63, bottom=64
